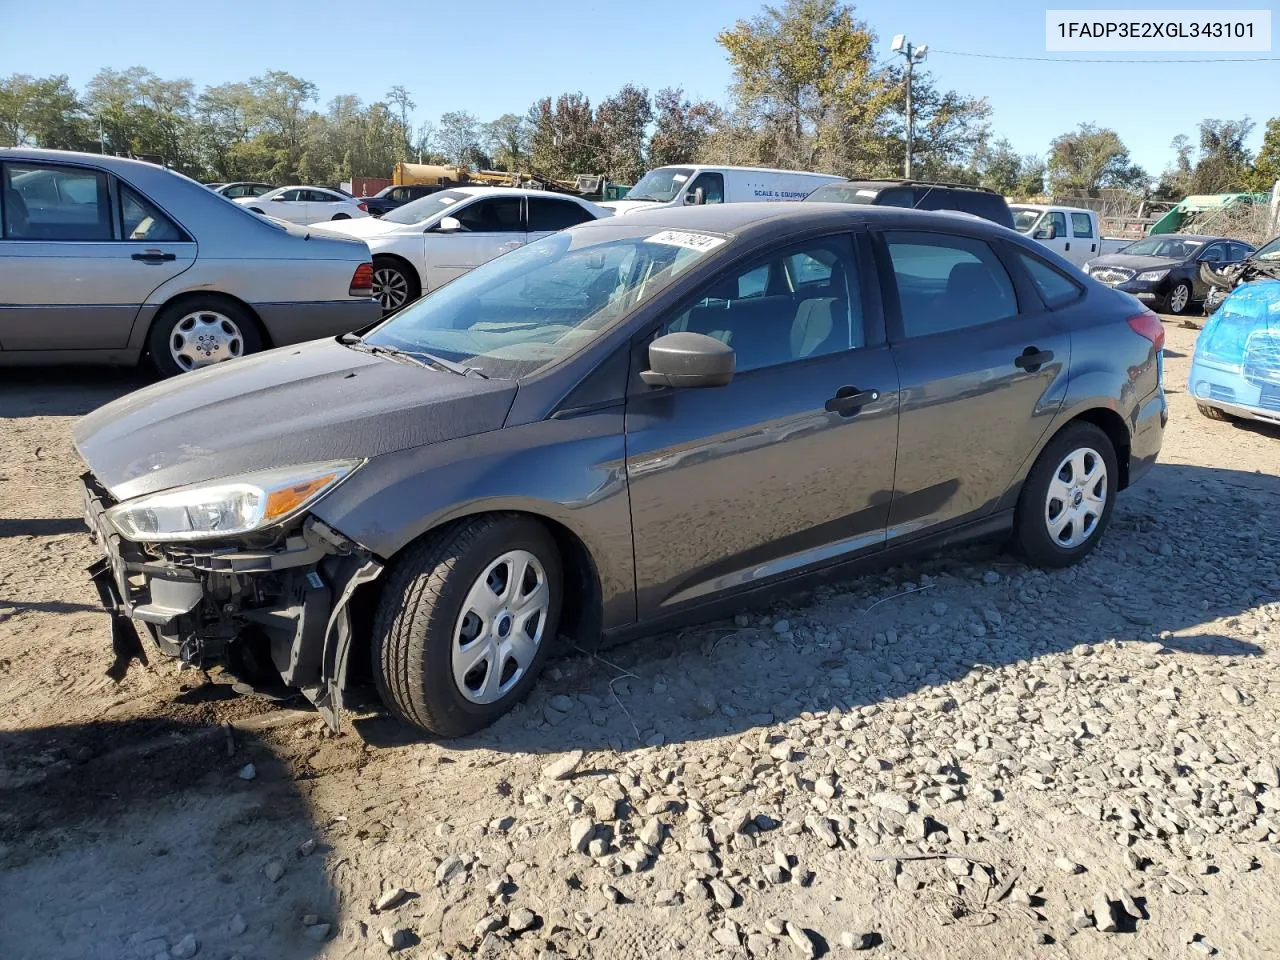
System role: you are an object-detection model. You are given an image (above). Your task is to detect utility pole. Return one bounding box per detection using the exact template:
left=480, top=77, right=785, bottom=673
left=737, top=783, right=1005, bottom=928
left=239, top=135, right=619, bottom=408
left=891, top=35, right=928, bottom=179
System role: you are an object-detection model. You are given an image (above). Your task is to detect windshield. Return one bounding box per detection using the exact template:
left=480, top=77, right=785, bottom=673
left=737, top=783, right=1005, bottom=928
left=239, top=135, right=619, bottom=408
left=1118, top=236, right=1204, bottom=259
left=383, top=189, right=473, bottom=224
left=362, top=225, right=727, bottom=378
left=1253, top=236, right=1280, bottom=261
left=1010, top=207, right=1043, bottom=232
left=625, top=167, right=694, bottom=203
left=804, top=183, right=878, bottom=204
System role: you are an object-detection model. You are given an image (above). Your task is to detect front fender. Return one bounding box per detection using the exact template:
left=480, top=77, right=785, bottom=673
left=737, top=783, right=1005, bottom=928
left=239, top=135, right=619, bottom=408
left=310, top=409, right=636, bottom=629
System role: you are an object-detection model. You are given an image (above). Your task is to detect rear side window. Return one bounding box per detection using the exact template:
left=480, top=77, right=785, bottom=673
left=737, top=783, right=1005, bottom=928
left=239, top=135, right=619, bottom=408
left=884, top=231, right=1018, bottom=337
left=3, top=163, right=112, bottom=240
left=1230, top=242, right=1253, bottom=260
left=121, top=184, right=185, bottom=242
left=1012, top=248, right=1083, bottom=307
left=877, top=188, right=914, bottom=208
left=527, top=197, right=596, bottom=231
left=1071, top=213, right=1094, bottom=238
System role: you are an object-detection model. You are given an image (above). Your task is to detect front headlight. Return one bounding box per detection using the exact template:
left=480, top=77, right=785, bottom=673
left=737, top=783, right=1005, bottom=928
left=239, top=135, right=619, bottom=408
left=1136, top=270, right=1168, bottom=282
left=105, top=460, right=362, bottom=542
left=1082, top=260, right=1096, bottom=273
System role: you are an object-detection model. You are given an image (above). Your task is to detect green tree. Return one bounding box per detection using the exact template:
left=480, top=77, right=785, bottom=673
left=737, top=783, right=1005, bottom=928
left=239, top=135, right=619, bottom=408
left=1188, top=118, right=1254, bottom=193
left=437, top=110, right=482, bottom=166
left=647, top=87, right=722, bottom=169
left=0, top=74, right=90, bottom=149
left=1249, top=117, right=1280, bottom=192
left=482, top=113, right=531, bottom=171
left=594, top=85, right=652, bottom=183
left=385, top=85, right=415, bottom=158
left=1047, top=123, right=1146, bottom=194
left=527, top=93, right=599, bottom=177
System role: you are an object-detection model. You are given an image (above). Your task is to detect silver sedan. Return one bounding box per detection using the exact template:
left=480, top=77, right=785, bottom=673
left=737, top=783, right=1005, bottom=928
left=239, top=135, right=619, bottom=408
left=0, top=149, right=382, bottom=376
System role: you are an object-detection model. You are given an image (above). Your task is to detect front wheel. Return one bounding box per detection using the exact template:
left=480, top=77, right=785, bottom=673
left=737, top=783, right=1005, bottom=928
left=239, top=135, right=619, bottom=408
left=1165, top=281, right=1192, bottom=315
left=371, top=515, right=563, bottom=737
left=1197, top=403, right=1233, bottom=422
left=1013, top=422, right=1118, bottom=568
left=146, top=298, right=263, bottom=377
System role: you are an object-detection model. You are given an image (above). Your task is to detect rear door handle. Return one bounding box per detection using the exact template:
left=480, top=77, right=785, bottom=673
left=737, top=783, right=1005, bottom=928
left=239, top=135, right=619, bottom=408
left=825, top=385, right=880, bottom=416
left=131, top=251, right=176, bottom=263
left=1014, top=347, right=1054, bottom=372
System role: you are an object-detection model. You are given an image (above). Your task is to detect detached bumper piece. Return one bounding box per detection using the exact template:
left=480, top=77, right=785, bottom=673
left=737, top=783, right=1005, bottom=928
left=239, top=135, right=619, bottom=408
left=81, top=472, right=383, bottom=730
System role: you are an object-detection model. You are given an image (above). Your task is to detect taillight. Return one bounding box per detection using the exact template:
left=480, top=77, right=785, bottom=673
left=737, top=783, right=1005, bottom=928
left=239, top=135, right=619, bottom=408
left=349, top=262, right=374, bottom=297
left=1127, top=311, right=1165, bottom=352
left=357, top=202, right=368, bottom=212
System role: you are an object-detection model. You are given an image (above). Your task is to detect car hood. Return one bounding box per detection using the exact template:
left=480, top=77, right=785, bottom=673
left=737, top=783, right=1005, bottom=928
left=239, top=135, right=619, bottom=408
left=308, top=217, right=408, bottom=239
left=1090, top=253, right=1181, bottom=271
left=73, top=338, right=516, bottom=502
left=599, top=199, right=668, bottom=215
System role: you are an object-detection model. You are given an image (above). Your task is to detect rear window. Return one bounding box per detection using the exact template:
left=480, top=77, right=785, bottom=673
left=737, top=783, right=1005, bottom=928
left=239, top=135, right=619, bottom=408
left=1012, top=248, right=1083, bottom=307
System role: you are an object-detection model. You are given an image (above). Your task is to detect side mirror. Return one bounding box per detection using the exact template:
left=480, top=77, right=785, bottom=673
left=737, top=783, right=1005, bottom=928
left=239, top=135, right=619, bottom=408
left=437, top=215, right=463, bottom=233
left=1033, top=223, right=1056, bottom=240
left=683, top=187, right=706, bottom=206
left=640, top=332, right=735, bottom=388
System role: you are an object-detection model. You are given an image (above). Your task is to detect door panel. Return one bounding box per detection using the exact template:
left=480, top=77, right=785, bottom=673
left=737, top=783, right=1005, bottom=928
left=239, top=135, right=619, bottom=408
left=423, top=196, right=525, bottom=289
left=878, top=230, right=1070, bottom=537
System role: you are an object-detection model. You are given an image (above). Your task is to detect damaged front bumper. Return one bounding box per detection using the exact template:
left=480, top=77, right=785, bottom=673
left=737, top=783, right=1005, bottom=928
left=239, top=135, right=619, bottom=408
left=81, top=472, right=382, bottom=729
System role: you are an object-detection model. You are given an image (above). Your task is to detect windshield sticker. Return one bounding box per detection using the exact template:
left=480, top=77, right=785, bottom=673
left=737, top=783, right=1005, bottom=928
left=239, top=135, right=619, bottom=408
left=647, top=230, right=727, bottom=252
left=672, top=174, right=689, bottom=183
left=856, top=189, right=877, bottom=198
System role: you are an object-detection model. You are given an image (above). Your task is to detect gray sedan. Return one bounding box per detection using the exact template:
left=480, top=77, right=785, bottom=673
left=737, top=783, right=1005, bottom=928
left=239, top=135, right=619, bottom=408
left=74, top=203, right=1167, bottom=736
left=0, top=149, right=381, bottom=376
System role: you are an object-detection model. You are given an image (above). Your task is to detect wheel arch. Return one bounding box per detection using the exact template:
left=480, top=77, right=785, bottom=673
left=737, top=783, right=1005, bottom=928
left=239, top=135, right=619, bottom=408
left=1064, top=406, right=1132, bottom=489
left=372, top=252, right=424, bottom=296
left=133, top=290, right=273, bottom=361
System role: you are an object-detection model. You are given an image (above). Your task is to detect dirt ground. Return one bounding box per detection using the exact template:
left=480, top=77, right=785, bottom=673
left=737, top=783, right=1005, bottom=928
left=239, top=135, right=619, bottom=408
left=3, top=319, right=1280, bottom=960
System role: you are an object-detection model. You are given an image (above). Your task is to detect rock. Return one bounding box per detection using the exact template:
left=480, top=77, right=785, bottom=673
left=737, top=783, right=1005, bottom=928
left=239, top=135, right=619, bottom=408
left=1117, top=887, right=1141, bottom=919
left=542, top=750, right=585, bottom=781
left=764, top=863, right=788, bottom=884
left=639, top=817, right=664, bottom=847
left=1092, top=891, right=1118, bottom=932
left=237, top=763, right=256, bottom=781
left=229, top=913, right=247, bottom=935
left=1220, top=685, right=1244, bottom=706
left=263, top=860, right=284, bottom=883
left=870, top=792, right=911, bottom=815
left=1055, top=857, right=1084, bottom=874
left=841, top=931, right=876, bottom=950
left=381, top=927, right=410, bottom=950
left=982, top=570, right=1000, bottom=585
left=587, top=837, right=609, bottom=858
left=602, top=884, right=624, bottom=904
left=170, top=934, right=199, bottom=959
left=297, top=838, right=316, bottom=857
left=765, top=918, right=787, bottom=936
left=807, top=816, right=839, bottom=848
left=712, top=923, right=741, bottom=948
left=549, top=694, right=577, bottom=712
left=376, top=887, right=410, bottom=912
left=436, top=856, right=466, bottom=884
left=304, top=924, right=330, bottom=942
left=785, top=921, right=817, bottom=958
left=508, top=907, right=538, bottom=932
left=773, top=619, right=791, bottom=635
left=815, top=776, right=837, bottom=799
left=709, top=878, right=736, bottom=909
left=654, top=888, right=680, bottom=906
left=590, top=794, right=619, bottom=822
left=1189, top=939, right=1216, bottom=955
left=475, top=914, right=505, bottom=937
left=748, top=933, right=774, bottom=955
left=569, top=819, right=596, bottom=854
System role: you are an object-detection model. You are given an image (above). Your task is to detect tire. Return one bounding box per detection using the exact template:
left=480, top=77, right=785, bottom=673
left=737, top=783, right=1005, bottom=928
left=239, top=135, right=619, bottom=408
left=332, top=213, right=351, bottom=220
left=1165, top=280, right=1192, bottom=315
left=1013, top=422, right=1118, bottom=569
left=1197, top=403, right=1232, bottom=421
left=371, top=515, right=563, bottom=737
left=146, top=297, right=263, bottom=377
left=372, top=257, right=420, bottom=314
left=248, top=207, right=264, bottom=215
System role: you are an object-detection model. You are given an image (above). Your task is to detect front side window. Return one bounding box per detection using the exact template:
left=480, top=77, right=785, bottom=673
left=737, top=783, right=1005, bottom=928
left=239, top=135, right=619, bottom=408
left=121, top=185, right=184, bottom=242
left=277, top=189, right=303, bottom=202
left=1047, top=211, right=1067, bottom=238
left=452, top=196, right=523, bottom=232
left=665, top=236, right=861, bottom=373
left=686, top=172, right=724, bottom=205
left=364, top=226, right=721, bottom=379
left=3, top=163, right=112, bottom=240
left=1199, top=242, right=1228, bottom=263
left=1071, top=213, right=1094, bottom=238
left=885, top=231, right=1018, bottom=337
left=527, top=197, right=596, bottom=231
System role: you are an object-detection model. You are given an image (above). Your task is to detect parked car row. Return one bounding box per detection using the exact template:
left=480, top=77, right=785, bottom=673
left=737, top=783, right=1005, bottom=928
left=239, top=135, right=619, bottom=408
left=235, top=186, right=371, bottom=225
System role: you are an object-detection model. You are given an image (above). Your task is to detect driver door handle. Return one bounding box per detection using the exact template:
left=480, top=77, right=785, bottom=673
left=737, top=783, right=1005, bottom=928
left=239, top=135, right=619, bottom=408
left=1014, top=347, right=1054, bottom=372
left=825, top=385, right=879, bottom=416
left=131, top=250, right=176, bottom=263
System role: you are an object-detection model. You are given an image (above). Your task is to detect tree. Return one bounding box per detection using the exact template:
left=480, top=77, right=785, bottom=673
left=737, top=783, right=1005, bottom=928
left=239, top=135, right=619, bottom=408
left=385, top=85, right=415, bottom=158
left=482, top=113, right=531, bottom=171
left=1188, top=118, right=1254, bottom=193
left=975, top=138, right=1046, bottom=197
left=0, top=74, right=90, bottom=150
left=1249, top=117, right=1280, bottom=192
left=437, top=110, right=481, bottom=166
left=527, top=93, right=599, bottom=177
left=1047, top=123, right=1147, bottom=194
left=594, top=85, right=652, bottom=183
left=647, top=87, right=722, bottom=168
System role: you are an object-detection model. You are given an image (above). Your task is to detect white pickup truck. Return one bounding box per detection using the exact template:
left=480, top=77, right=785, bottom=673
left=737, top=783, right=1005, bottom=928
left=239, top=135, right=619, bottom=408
left=1009, top=204, right=1131, bottom=268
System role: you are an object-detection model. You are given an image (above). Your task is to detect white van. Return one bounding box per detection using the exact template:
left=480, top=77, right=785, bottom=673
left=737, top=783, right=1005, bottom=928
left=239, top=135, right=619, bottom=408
left=602, top=165, right=846, bottom=215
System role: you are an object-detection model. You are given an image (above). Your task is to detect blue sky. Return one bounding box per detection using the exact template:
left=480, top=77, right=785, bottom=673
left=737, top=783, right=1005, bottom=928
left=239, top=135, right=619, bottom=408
left=1, top=0, right=1276, bottom=176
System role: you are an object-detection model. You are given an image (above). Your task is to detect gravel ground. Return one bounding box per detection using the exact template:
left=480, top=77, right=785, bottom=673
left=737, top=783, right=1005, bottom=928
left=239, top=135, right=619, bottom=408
left=2, top=319, right=1280, bottom=960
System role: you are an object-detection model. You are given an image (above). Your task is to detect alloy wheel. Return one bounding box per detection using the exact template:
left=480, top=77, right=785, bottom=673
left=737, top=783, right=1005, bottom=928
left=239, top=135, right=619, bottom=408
left=373, top=267, right=410, bottom=311
left=170, top=311, right=244, bottom=370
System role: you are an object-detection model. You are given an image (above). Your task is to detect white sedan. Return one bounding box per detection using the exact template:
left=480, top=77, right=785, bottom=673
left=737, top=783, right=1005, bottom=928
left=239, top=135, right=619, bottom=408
left=309, top=187, right=611, bottom=312
left=235, top=186, right=370, bottom=225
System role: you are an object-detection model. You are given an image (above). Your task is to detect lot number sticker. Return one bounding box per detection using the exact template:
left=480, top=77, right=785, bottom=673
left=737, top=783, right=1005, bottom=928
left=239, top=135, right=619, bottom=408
left=647, top=230, right=727, bottom=252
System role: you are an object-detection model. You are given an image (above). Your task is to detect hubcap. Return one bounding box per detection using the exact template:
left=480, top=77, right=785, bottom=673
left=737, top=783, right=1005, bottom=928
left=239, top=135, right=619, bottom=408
left=170, top=311, right=244, bottom=370
left=452, top=550, right=550, bottom=705
left=373, top=267, right=409, bottom=311
left=1044, top=446, right=1107, bottom=549
left=1170, top=284, right=1189, bottom=312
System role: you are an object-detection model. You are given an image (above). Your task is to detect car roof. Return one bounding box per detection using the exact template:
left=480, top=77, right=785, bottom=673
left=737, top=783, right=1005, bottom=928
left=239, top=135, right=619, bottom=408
left=650, top=164, right=845, bottom=179
left=0, top=147, right=177, bottom=177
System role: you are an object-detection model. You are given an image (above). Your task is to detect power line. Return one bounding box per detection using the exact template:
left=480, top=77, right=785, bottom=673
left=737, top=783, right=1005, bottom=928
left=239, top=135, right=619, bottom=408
left=931, top=48, right=1280, bottom=64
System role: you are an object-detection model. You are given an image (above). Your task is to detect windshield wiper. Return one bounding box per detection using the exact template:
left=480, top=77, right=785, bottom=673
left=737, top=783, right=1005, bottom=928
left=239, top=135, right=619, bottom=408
left=343, top=336, right=489, bottom=378
left=411, top=350, right=489, bottom=379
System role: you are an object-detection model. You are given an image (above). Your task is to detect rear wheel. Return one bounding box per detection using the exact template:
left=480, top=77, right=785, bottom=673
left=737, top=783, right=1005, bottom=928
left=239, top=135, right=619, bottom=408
left=1013, top=422, right=1118, bottom=568
left=370, top=515, right=562, bottom=737
left=372, top=257, right=420, bottom=314
left=1165, top=280, right=1192, bottom=315
left=1197, top=403, right=1233, bottom=421
left=147, top=297, right=263, bottom=377
left=332, top=213, right=350, bottom=220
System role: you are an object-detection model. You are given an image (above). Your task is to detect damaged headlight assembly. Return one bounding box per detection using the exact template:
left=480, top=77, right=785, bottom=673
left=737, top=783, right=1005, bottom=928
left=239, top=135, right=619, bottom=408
left=105, top=459, right=363, bottom=542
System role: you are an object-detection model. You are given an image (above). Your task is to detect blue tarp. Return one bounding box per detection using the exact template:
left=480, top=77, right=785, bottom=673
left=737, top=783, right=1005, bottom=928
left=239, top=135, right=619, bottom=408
left=1196, top=280, right=1280, bottom=378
